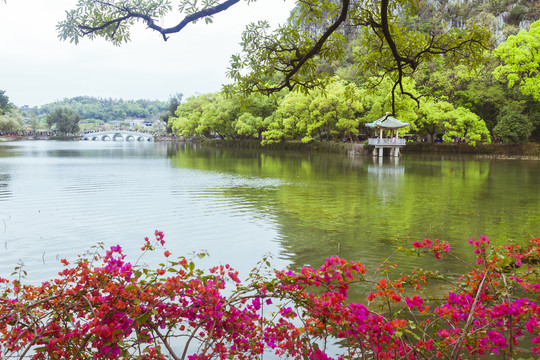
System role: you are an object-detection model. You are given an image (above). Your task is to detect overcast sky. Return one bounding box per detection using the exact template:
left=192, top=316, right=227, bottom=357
left=0, top=0, right=293, bottom=107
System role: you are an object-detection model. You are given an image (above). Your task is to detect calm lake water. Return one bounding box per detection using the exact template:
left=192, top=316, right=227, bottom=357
left=0, top=140, right=539, bottom=283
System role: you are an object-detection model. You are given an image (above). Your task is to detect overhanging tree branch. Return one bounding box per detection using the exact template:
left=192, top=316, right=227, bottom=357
left=251, top=0, right=351, bottom=95
left=63, top=0, right=242, bottom=43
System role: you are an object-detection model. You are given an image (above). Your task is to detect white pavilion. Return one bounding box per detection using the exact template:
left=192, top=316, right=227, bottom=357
left=365, top=115, right=409, bottom=157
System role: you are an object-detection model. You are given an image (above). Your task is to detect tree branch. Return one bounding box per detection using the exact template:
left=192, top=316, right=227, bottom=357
left=256, top=0, right=350, bottom=94
left=451, top=271, right=489, bottom=359
left=77, top=0, right=241, bottom=42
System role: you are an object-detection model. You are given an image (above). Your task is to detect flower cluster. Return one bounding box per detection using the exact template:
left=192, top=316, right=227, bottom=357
left=0, top=233, right=538, bottom=360
left=468, top=234, right=491, bottom=264
left=412, top=238, right=451, bottom=259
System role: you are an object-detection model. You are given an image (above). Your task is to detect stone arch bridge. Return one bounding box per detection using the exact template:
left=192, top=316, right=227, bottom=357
left=81, top=131, right=154, bottom=142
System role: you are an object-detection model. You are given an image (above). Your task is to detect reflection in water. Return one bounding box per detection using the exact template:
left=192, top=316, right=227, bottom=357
left=0, top=141, right=538, bottom=287
left=0, top=173, right=11, bottom=201
left=367, top=157, right=405, bottom=207
left=169, top=145, right=539, bottom=276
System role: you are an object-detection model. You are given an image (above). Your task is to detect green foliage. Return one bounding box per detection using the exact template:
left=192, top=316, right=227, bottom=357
left=30, top=96, right=167, bottom=123
left=225, top=17, right=340, bottom=95
left=414, top=98, right=455, bottom=141
left=226, top=0, right=490, bottom=115
left=493, top=103, right=534, bottom=143
left=197, top=92, right=239, bottom=139
left=235, top=113, right=264, bottom=138
left=414, top=55, right=528, bottom=135
left=0, top=110, right=25, bottom=133
left=359, top=77, right=419, bottom=127
left=262, top=90, right=315, bottom=145
left=455, top=80, right=509, bottom=132
left=27, top=114, right=41, bottom=135
left=438, top=55, right=508, bottom=132
left=57, top=0, right=173, bottom=45
left=506, top=4, right=528, bottom=25
left=307, top=80, right=363, bottom=142
left=261, top=79, right=363, bottom=144
left=170, top=94, right=212, bottom=138
left=170, top=76, right=496, bottom=146
left=443, top=106, right=492, bottom=145
left=159, top=93, right=183, bottom=133
left=493, top=20, right=540, bottom=102
left=45, top=107, right=82, bottom=135
left=57, top=0, right=242, bottom=46
left=0, top=90, right=14, bottom=116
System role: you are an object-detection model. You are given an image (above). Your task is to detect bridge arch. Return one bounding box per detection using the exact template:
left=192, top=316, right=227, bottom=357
left=82, top=131, right=154, bottom=142
left=112, top=133, right=124, bottom=141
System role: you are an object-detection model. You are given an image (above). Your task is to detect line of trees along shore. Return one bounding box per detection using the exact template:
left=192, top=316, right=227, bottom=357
left=0, top=94, right=168, bottom=135
left=169, top=18, right=540, bottom=145
left=27, top=97, right=168, bottom=123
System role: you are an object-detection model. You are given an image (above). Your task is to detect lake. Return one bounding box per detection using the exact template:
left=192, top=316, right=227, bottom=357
left=0, top=140, right=538, bottom=283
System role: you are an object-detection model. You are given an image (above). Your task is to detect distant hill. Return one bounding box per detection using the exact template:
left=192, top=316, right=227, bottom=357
left=24, top=96, right=168, bottom=123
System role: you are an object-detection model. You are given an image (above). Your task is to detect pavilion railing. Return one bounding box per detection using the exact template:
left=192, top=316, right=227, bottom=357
left=368, top=138, right=406, bottom=146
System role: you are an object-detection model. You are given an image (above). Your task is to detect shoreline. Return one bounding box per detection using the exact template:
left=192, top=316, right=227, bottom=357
left=3, top=136, right=539, bottom=159
left=202, top=139, right=540, bottom=159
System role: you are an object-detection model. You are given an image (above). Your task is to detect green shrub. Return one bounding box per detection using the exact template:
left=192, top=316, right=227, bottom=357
left=493, top=103, right=534, bottom=143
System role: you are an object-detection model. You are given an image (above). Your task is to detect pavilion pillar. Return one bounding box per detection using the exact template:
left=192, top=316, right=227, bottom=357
left=378, top=147, right=383, bottom=157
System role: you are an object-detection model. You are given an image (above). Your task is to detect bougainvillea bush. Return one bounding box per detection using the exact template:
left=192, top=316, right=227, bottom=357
left=0, top=231, right=538, bottom=359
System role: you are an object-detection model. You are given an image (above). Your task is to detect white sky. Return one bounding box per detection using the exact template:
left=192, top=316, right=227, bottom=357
left=0, top=0, right=294, bottom=107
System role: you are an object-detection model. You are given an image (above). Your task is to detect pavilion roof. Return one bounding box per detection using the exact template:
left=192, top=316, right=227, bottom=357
left=365, top=115, right=409, bottom=129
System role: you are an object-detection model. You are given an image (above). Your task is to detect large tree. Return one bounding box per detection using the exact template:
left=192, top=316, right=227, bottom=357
left=493, top=19, right=540, bottom=102
left=492, top=103, right=534, bottom=143
left=0, top=110, right=25, bottom=133
left=46, top=107, right=82, bottom=135
left=0, top=90, right=13, bottom=116
left=234, top=94, right=279, bottom=140
left=57, top=0, right=490, bottom=114
left=442, top=106, right=491, bottom=146
left=307, top=80, right=363, bottom=142
left=170, top=94, right=212, bottom=138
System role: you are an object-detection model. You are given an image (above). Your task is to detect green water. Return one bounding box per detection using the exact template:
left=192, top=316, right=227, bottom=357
left=0, top=141, right=538, bottom=282
left=170, top=146, right=540, bottom=273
